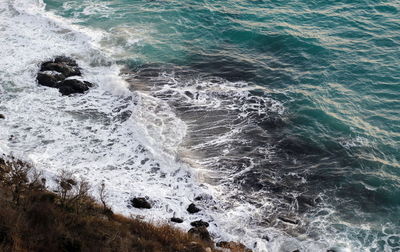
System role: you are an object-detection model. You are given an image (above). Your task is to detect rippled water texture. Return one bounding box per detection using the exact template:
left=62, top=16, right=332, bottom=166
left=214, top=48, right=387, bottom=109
left=2, top=0, right=400, bottom=251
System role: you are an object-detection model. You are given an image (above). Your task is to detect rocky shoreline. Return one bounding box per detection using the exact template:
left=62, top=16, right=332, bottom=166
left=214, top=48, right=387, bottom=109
left=0, top=156, right=256, bottom=252
left=0, top=56, right=335, bottom=252
left=29, top=56, right=252, bottom=251
left=36, top=56, right=93, bottom=95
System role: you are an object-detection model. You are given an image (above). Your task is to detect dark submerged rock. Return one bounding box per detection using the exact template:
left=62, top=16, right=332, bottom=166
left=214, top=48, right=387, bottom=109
left=58, top=79, right=93, bottom=96
left=0, top=114, right=4, bottom=119
left=297, top=195, right=318, bottom=207
left=190, top=220, right=209, bottom=228
left=37, top=72, right=65, bottom=88
left=170, top=217, right=183, bottom=223
left=296, top=195, right=321, bottom=212
left=188, top=226, right=211, bottom=242
left=278, top=216, right=300, bottom=225
left=184, top=91, right=194, bottom=99
left=130, top=197, right=151, bottom=209
left=187, top=203, right=201, bottom=214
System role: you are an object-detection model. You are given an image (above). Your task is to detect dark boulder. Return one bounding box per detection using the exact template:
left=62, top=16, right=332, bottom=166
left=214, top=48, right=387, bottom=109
left=297, top=195, right=319, bottom=207
left=37, top=72, right=65, bottom=88
left=54, top=56, right=78, bottom=66
left=184, top=91, right=194, bottom=99
left=58, top=79, right=93, bottom=96
left=37, top=56, right=93, bottom=95
left=170, top=217, right=183, bottom=223
left=188, top=226, right=211, bottom=242
left=130, top=197, right=151, bottom=209
left=0, top=114, right=4, bottom=119
left=40, top=62, right=81, bottom=78
left=194, top=196, right=203, bottom=201
left=190, top=220, right=209, bottom=228
left=187, top=203, right=201, bottom=214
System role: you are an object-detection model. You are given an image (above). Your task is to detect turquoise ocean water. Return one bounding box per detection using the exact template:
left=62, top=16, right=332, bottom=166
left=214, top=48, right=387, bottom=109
left=1, top=0, right=399, bottom=251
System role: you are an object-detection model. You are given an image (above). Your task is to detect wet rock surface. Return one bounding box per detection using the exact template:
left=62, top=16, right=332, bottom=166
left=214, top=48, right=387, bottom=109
left=170, top=217, right=183, bottom=223
left=58, top=79, right=93, bottom=96
left=36, top=56, right=93, bottom=95
left=40, top=56, right=81, bottom=77
left=54, top=56, right=78, bottom=66
left=187, top=203, right=201, bottom=214
left=190, top=220, right=209, bottom=228
left=37, top=72, right=65, bottom=88
left=130, top=197, right=151, bottom=209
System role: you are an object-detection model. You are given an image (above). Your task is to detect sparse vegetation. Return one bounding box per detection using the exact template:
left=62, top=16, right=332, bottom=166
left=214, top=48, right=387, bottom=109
left=0, top=157, right=251, bottom=252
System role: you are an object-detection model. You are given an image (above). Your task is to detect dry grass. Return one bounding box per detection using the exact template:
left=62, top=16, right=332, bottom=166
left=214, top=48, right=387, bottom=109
left=0, top=157, right=248, bottom=252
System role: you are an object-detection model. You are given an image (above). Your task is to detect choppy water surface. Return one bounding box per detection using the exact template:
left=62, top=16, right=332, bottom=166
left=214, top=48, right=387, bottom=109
left=0, top=0, right=399, bottom=251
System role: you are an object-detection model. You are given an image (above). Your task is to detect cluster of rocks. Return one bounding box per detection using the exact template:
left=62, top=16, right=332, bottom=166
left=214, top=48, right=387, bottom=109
left=2, top=56, right=93, bottom=121
left=36, top=56, right=93, bottom=95
left=128, top=196, right=335, bottom=252
left=129, top=197, right=252, bottom=251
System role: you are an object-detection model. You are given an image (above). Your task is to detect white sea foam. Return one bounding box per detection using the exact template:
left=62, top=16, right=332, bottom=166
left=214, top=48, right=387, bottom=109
left=0, top=0, right=270, bottom=250
left=0, top=0, right=386, bottom=251
left=339, top=136, right=370, bottom=149
left=61, top=1, right=115, bottom=18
